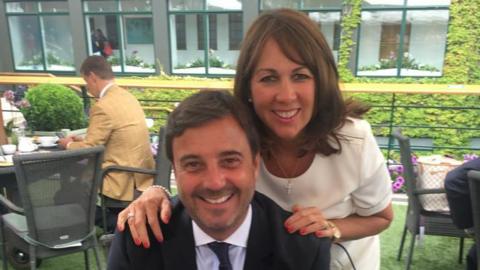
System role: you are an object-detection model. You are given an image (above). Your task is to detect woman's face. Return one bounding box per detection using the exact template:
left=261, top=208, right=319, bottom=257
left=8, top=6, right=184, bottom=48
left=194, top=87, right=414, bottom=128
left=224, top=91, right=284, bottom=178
left=250, top=39, right=315, bottom=142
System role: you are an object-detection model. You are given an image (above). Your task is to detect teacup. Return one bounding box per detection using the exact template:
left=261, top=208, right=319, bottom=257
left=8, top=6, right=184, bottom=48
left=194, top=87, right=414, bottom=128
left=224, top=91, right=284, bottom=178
left=1, top=144, right=16, bottom=155
left=38, top=136, right=58, bottom=147
left=18, top=137, right=37, bottom=152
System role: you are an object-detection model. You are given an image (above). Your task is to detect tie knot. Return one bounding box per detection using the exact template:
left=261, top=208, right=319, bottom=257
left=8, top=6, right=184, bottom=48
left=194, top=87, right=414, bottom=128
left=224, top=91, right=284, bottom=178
left=207, top=242, right=232, bottom=270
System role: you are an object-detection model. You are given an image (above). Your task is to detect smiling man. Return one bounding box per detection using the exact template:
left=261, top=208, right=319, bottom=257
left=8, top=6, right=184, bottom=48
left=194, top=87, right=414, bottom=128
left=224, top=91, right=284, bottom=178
left=107, top=91, right=330, bottom=270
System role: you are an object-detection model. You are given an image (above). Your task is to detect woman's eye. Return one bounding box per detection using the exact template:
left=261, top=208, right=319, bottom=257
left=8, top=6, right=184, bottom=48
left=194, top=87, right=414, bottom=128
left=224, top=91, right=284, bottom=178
left=259, top=75, right=277, bottom=83
left=293, top=73, right=310, bottom=81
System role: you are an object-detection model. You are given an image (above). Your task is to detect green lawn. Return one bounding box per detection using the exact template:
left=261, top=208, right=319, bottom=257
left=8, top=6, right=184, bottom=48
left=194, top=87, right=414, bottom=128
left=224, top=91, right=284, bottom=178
left=381, top=204, right=473, bottom=270
left=2, top=204, right=472, bottom=269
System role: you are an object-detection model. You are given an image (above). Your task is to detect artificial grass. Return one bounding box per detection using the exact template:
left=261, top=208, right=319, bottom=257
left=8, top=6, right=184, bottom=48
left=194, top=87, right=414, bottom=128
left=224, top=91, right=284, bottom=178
left=381, top=204, right=473, bottom=270
left=3, top=204, right=472, bottom=269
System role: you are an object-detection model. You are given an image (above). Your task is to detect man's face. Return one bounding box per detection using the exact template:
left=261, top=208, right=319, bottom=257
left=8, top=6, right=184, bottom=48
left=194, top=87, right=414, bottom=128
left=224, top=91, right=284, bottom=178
left=172, top=115, right=259, bottom=240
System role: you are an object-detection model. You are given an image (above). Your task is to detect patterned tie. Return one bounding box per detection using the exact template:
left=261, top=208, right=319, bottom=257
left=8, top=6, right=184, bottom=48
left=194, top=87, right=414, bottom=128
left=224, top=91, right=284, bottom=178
left=207, top=242, right=233, bottom=270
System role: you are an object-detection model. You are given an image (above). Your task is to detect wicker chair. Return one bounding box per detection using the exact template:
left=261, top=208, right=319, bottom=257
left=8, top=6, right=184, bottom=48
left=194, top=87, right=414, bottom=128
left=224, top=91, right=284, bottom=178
left=394, top=130, right=466, bottom=270
left=0, top=146, right=105, bottom=270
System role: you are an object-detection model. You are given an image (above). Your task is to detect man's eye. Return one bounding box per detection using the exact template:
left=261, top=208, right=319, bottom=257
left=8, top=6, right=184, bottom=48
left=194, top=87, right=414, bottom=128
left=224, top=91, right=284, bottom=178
left=221, top=158, right=241, bottom=168
left=183, top=161, right=202, bottom=171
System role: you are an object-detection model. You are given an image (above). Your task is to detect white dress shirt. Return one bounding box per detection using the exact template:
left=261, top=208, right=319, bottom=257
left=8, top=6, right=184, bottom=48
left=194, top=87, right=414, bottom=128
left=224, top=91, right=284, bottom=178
left=99, top=82, right=114, bottom=98
left=193, top=205, right=252, bottom=270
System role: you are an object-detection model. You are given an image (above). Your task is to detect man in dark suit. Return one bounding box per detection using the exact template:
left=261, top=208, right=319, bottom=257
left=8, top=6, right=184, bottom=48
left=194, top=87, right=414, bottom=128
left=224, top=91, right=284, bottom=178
left=107, top=91, right=331, bottom=269
left=445, top=158, right=480, bottom=270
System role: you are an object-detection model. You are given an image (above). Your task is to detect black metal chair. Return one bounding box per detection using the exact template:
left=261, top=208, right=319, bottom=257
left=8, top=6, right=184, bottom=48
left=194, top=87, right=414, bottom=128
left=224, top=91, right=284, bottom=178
left=0, top=146, right=105, bottom=270
left=468, top=170, right=480, bottom=270
left=100, top=127, right=172, bottom=254
left=394, top=130, right=467, bottom=270
left=99, top=126, right=172, bottom=233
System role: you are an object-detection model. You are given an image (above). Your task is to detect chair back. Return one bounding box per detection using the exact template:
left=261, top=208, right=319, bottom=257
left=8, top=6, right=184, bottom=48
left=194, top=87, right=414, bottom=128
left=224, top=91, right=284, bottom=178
left=153, top=126, right=172, bottom=190
left=393, top=130, right=422, bottom=229
left=13, top=146, right=104, bottom=248
left=468, top=170, right=480, bottom=270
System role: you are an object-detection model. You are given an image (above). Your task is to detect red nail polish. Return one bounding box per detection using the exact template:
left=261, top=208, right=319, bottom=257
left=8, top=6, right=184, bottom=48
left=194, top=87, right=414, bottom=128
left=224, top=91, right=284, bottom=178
left=134, top=239, right=141, bottom=246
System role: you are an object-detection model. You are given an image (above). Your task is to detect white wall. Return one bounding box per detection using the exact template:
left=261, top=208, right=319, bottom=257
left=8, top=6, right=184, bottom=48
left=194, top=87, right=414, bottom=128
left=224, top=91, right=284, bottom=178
left=409, top=22, right=447, bottom=69
left=358, top=22, right=382, bottom=67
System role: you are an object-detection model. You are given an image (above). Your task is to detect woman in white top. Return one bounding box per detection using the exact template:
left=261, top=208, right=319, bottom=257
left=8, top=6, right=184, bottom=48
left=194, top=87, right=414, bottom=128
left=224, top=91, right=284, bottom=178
left=117, top=9, right=393, bottom=269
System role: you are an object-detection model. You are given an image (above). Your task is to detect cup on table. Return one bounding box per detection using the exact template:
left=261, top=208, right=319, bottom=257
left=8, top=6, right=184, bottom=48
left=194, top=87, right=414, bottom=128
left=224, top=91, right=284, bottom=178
left=1, top=144, right=17, bottom=155
left=38, top=136, right=58, bottom=147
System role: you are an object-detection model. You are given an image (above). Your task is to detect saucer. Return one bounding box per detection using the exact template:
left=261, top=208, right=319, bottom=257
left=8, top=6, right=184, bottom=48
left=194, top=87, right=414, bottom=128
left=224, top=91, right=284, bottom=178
left=40, top=143, right=57, bottom=148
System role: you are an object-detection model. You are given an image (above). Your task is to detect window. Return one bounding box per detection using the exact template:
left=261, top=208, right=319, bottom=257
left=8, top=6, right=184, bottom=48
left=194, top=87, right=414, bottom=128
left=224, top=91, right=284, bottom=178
left=197, top=15, right=217, bottom=50
left=175, top=15, right=186, bottom=50
left=169, top=0, right=242, bottom=75
left=6, top=1, right=74, bottom=72
left=228, top=13, right=242, bottom=50
left=84, top=0, right=155, bottom=74
left=357, top=7, right=449, bottom=77
left=308, top=12, right=341, bottom=61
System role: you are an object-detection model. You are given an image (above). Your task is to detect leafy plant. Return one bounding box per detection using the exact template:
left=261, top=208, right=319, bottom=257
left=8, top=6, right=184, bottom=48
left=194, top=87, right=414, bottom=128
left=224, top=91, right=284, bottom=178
left=359, top=53, right=440, bottom=72
left=20, top=84, right=87, bottom=131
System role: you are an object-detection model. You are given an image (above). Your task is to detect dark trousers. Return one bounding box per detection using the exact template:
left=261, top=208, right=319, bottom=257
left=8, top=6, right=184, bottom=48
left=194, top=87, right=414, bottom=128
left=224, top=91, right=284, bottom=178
left=466, top=244, right=477, bottom=270
left=95, top=206, right=123, bottom=233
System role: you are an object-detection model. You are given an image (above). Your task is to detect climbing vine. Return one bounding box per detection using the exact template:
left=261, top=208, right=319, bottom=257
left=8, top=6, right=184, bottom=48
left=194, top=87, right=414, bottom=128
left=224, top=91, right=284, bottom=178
left=337, top=0, right=362, bottom=82
left=431, top=0, right=480, bottom=83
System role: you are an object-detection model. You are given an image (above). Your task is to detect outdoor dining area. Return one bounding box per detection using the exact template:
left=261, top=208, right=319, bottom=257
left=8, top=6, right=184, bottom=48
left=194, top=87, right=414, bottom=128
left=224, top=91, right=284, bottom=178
left=0, top=70, right=479, bottom=270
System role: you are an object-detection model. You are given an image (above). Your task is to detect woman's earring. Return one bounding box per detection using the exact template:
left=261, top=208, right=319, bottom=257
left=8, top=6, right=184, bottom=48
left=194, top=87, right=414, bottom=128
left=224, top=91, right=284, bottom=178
left=248, top=97, right=252, bottom=103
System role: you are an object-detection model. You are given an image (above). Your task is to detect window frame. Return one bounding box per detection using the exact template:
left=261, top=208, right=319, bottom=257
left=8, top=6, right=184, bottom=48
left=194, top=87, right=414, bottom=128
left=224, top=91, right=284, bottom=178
left=355, top=2, right=450, bottom=78
left=5, top=0, right=74, bottom=74
left=168, top=0, right=243, bottom=77
left=82, top=0, right=155, bottom=75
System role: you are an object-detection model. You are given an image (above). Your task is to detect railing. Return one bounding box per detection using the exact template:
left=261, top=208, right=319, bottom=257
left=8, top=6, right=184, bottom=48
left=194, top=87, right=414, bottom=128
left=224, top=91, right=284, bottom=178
left=1, top=74, right=480, bottom=159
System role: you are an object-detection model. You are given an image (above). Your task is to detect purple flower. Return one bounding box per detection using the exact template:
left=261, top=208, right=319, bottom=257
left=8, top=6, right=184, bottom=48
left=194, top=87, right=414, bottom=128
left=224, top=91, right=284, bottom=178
left=392, top=181, right=403, bottom=192
left=395, top=176, right=405, bottom=185
left=411, top=155, right=418, bottom=165
left=464, top=154, right=479, bottom=162
left=150, top=143, right=158, bottom=156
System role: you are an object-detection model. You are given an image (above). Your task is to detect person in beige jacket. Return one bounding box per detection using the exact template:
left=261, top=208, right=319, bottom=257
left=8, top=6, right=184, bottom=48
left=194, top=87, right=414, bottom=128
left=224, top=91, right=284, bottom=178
left=58, top=55, right=154, bottom=230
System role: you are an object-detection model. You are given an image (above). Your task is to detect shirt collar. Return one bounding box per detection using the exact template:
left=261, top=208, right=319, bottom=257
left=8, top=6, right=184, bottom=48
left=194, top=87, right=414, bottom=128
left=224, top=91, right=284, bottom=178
left=99, top=82, right=114, bottom=98
left=193, top=204, right=252, bottom=248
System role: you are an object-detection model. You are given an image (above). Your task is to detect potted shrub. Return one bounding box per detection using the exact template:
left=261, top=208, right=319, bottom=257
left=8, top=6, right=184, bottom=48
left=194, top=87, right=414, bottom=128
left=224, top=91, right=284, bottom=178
left=20, top=84, right=87, bottom=133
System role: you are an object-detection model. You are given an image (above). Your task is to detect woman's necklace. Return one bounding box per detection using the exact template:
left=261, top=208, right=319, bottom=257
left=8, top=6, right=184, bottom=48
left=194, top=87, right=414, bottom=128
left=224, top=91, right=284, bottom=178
left=271, top=154, right=300, bottom=195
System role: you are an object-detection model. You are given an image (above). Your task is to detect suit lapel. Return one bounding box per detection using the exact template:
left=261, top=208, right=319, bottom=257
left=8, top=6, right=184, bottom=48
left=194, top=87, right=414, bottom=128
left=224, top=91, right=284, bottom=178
left=162, top=207, right=197, bottom=270
left=243, top=198, right=274, bottom=270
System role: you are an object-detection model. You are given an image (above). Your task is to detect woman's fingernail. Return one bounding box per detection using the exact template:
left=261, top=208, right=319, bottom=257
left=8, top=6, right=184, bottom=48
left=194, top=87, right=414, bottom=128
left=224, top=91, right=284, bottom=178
left=134, top=239, right=141, bottom=246
left=300, top=229, right=307, bottom=235
left=315, top=231, right=323, bottom=237
left=143, top=242, right=150, bottom=249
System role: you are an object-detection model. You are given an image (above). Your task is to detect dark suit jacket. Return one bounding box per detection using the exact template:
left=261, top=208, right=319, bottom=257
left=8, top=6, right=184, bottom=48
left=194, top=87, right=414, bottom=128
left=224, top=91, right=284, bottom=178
left=445, top=158, right=480, bottom=229
left=108, top=192, right=331, bottom=270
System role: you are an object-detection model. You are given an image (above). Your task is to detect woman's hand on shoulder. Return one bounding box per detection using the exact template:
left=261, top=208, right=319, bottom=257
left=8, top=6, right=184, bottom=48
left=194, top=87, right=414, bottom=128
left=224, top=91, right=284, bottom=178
left=116, top=186, right=172, bottom=248
left=284, top=205, right=334, bottom=239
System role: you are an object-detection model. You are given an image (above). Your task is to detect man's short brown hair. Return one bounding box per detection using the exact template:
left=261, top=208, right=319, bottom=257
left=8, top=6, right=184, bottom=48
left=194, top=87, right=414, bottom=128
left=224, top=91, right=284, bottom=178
left=80, top=55, right=114, bottom=79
